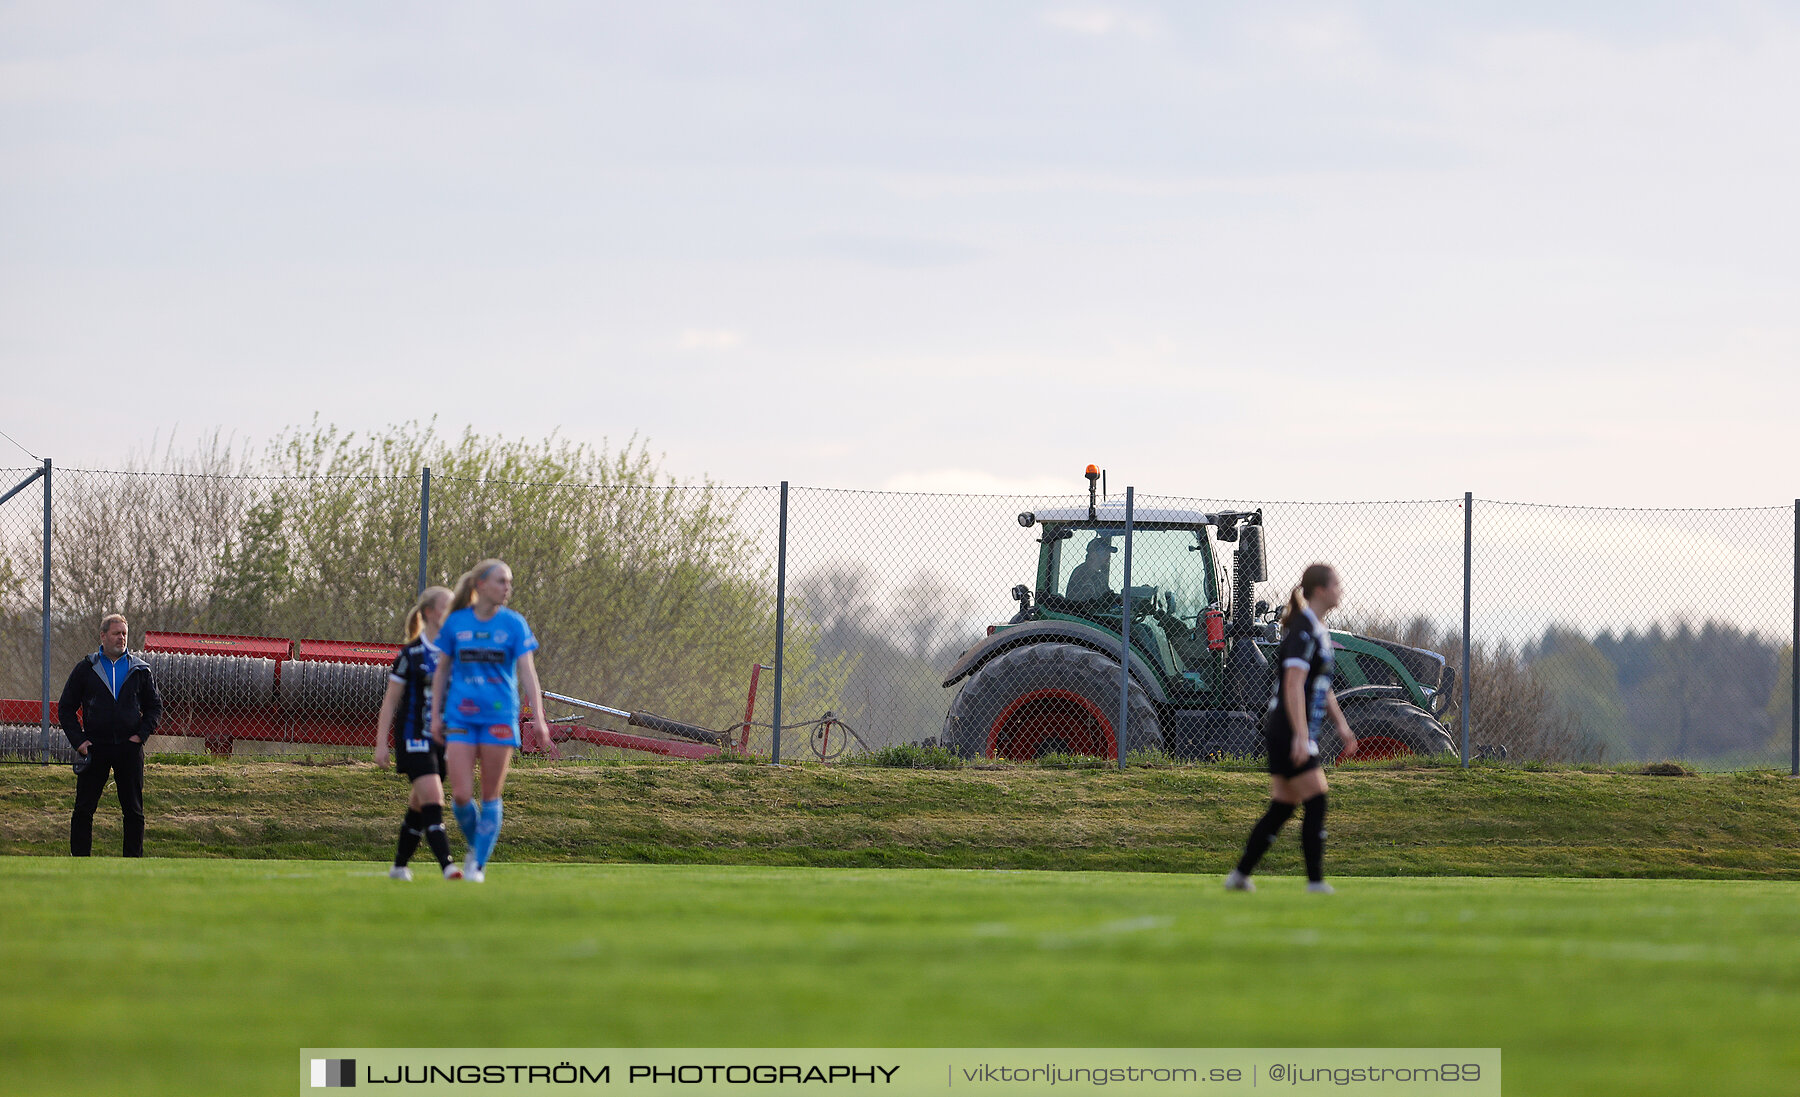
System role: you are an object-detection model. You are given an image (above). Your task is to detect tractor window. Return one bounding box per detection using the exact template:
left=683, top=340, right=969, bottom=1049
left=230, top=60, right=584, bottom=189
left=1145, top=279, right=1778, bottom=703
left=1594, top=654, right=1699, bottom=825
left=1051, top=530, right=1121, bottom=601
left=1127, top=529, right=1216, bottom=621
left=1049, top=527, right=1215, bottom=620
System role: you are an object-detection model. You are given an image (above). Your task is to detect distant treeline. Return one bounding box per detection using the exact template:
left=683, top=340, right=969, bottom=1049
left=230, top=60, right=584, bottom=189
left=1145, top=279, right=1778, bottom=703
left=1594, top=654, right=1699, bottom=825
left=1303, top=614, right=1793, bottom=765
left=1533, top=624, right=1792, bottom=765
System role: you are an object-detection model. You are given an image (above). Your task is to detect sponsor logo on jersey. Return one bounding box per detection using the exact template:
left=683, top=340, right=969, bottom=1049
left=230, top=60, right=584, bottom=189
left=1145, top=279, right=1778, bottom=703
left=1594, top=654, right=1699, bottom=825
left=457, top=698, right=481, bottom=716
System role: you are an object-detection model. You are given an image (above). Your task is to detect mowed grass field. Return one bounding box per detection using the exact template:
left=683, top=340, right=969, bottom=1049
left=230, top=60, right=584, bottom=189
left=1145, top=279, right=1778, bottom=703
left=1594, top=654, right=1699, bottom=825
left=3, top=857, right=1798, bottom=1097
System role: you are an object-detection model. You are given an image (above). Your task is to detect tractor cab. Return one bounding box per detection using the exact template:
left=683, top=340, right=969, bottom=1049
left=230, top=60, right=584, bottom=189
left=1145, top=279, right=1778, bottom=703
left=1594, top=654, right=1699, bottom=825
left=1020, top=503, right=1234, bottom=700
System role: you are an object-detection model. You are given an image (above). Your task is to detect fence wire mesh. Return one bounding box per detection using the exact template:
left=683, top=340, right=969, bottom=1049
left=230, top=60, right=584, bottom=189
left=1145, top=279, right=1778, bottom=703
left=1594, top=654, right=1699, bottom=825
left=428, top=476, right=785, bottom=760
left=0, top=466, right=1793, bottom=770
left=1, top=464, right=52, bottom=761
left=32, top=467, right=429, bottom=757
left=785, top=488, right=1117, bottom=761
left=788, top=490, right=1473, bottom=764
left=1470, top=501, right=1796, bottom=769
left=0, top=467, right=789, bottom=761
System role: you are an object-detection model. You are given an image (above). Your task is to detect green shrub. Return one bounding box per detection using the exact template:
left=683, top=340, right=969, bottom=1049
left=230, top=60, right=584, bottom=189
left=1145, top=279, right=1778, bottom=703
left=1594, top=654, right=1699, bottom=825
left=1126, top=747, right=1177, bottom=768
left=1033, top=752, right=1110, bottom=769
left=850, top=743, right=963, bottom=769
left=699, top=749, right=762, bottom=765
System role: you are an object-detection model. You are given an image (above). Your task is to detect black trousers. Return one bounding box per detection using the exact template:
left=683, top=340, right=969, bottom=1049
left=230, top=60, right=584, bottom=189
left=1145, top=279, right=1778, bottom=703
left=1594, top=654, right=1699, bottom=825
left=71, top=741, right=145, bottom=857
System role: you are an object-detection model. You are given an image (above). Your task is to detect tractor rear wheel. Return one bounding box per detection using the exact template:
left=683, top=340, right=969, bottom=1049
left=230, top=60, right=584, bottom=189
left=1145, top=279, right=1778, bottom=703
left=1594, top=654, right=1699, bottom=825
left=1323, top=696, right=1456, bottom=762
left=943, top=642, right=1163, bottom=761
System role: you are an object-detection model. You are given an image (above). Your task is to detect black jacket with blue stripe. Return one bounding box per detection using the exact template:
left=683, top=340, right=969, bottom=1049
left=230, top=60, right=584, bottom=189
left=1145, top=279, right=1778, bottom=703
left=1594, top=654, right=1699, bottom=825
left=59, top=651, right=163, bottom=748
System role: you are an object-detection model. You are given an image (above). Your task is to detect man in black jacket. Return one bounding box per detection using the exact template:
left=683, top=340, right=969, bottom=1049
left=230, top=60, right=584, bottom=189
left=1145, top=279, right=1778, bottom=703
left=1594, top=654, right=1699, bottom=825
left=60, top=613, right=162, bottom=857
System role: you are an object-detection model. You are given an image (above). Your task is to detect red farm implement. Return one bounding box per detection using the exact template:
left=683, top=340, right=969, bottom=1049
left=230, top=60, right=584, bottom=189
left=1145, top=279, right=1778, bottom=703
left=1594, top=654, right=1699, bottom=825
left=2, top=632, right=865, bottom=761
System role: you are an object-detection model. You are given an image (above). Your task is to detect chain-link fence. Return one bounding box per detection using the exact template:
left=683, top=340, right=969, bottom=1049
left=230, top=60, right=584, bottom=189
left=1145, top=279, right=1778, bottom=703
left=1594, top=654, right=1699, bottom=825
left=1471, top=501, right=1796, bottom=769
left=791, top=490, right=1474, bottom=764
left=0, top=464, right=788, bottom=761
left=1, top=462, right=1794, bottom=771
left=1, top=463, right=53, bottom=761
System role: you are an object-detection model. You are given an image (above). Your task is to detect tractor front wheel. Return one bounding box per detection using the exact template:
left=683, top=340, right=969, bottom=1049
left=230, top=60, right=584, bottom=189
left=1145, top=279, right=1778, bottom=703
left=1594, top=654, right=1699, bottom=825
left=943, top=642, right=1163, bottom=761
left=1323, top=697, right=1456, bottom=762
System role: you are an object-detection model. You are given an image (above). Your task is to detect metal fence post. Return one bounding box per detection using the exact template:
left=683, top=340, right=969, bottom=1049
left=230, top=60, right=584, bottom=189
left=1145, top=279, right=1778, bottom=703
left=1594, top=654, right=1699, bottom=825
left=1461, top=491, right=1472, bottom=769
left=1791, top=499, right=1797, bottom=778
left=1118, top=486, right=1134, bottom=770
left=40, top=457, right=52, bottom=765
left=771, top=481, right=788, bottom=765
left=417, top=466, right=431, bottom=595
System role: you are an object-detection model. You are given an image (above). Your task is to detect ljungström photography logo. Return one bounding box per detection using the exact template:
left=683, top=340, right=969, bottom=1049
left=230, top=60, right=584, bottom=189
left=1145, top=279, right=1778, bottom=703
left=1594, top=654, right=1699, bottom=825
left=310, top=1058, right=355, bottom=1088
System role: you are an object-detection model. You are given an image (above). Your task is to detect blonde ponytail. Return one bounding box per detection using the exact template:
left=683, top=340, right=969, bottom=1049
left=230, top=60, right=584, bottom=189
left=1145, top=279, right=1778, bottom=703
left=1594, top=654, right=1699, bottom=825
left=451, top=559, right=507, bottom=612
left=404, top=585, right=452, bottom=642
left=1281, top=562, right=1337, bottom=631
left=1283, top=584, right=1308, bottom=627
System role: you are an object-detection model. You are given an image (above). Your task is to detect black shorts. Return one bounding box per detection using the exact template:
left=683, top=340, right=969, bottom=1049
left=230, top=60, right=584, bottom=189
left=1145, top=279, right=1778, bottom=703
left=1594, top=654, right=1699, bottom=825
left=1261, top=711, right=1322, bottom=779
left=396, top=743, right=447, bottom=782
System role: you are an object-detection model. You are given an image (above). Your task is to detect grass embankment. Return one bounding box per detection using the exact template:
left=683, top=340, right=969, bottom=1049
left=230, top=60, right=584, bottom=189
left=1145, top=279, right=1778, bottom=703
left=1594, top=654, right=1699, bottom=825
left=4, top=757, right=1797, bottom=877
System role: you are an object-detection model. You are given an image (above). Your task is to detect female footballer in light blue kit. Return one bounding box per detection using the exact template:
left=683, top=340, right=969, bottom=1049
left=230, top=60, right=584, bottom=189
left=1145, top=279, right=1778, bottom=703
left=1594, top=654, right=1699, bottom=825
left=430, top=558, right=557, bottom=882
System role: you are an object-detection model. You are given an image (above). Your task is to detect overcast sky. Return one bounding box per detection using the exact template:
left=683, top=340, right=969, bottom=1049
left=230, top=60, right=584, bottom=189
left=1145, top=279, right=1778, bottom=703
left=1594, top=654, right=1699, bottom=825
left=3, top=2, right=1796, bottom=504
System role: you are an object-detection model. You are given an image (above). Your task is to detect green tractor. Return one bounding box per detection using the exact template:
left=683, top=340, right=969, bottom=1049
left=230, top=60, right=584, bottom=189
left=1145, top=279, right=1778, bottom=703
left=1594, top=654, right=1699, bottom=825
left=940, top=475, right=1458, bottom=763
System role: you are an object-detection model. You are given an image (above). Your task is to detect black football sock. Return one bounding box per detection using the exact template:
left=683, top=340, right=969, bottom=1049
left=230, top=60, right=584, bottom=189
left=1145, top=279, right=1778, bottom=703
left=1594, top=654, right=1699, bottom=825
left=1235, top=800, right=1296, bottom=876
left=395, top=807, right=424, bottom=867
left=1302, top=794, right=1328, bottom=882
left=420, top=803, right=453, bottom=869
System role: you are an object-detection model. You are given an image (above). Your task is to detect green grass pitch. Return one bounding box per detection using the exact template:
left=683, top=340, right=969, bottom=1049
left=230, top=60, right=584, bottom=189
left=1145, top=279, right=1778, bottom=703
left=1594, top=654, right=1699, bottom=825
left=3, top=857, right=1796, bottom=1096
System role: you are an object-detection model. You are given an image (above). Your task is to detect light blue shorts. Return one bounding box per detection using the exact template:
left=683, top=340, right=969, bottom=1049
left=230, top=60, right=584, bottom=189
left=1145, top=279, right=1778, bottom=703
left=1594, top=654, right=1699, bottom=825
left=444, top=724, right=520, bottom=748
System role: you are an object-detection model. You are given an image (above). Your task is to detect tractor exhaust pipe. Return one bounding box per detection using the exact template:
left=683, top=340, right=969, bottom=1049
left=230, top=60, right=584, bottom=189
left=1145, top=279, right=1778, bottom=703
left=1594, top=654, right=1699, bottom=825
left=1224, top=515, right=1269, bottom=711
